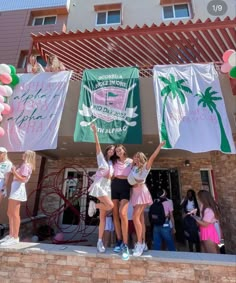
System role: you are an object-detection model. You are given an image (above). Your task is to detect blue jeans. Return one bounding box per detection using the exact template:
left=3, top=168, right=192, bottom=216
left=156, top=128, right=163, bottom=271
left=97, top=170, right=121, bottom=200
left=153, top=224, right=176, bottom=251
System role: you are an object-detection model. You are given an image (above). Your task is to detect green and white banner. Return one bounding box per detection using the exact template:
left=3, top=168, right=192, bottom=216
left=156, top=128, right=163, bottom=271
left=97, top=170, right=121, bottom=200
left=74, top=67, right=142, bottom=144
left=153, top=63, right=235, bottom=154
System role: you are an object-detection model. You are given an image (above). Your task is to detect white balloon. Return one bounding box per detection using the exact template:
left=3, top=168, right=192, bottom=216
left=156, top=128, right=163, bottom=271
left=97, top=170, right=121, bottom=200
left=0, top=115, right=2, bottom=122
left=0, top=64, right=11, bottom=75
left=4, top=85, right=13, bottom=97
left=0, top=104, right=4, bottom=112
left=228, top=52, right=236, bottom=67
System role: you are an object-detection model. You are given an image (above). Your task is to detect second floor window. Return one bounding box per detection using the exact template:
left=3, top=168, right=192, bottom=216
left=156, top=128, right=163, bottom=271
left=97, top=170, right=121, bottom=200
left=163, top=4, right=190, bottom=20
left=33, top=16, right=57, bottom=26
left=96, top=10, right=121, bottom=25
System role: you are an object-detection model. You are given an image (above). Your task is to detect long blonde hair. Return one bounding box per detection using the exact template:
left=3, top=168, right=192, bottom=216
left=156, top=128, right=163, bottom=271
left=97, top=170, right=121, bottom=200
left=24, top=150, right=36, bottom=171
left=134, top=152, right=147, bottom=170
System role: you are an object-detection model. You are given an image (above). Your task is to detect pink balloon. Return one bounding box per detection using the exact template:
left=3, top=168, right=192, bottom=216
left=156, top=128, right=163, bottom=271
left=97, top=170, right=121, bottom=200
left=0, top=73, right=12, bottom=84
left=0, top=95, right=4, bottom=103
left=2, top=103, right=11, bottom=115
left=0, top=85, right=7, bottom=97
left=0, top=115, right=2, bottom=122
left=0, top=127, right=5, bottom=137
left=221, top=62, right=232, bottom=73
left=223, top=49, right=235, bottom=63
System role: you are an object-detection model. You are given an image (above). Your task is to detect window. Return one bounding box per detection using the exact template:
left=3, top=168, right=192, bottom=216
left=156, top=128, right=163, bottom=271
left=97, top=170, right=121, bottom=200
left=96, top=10, right=121, bottom=25
left=33, top=16, right=56, bottom=26
left=200, top=169, right=216, bottom=199
left=163, top=4, right=190, bottom=20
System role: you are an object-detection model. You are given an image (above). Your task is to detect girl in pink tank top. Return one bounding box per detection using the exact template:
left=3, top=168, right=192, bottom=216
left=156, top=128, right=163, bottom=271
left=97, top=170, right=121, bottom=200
left=193, top=190, right=220, bottom=253
left=1, top=150, right=36, bottom=246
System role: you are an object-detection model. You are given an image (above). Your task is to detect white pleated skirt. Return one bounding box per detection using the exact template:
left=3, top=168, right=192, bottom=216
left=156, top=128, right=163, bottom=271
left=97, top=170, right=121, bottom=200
left=9, top=181, right=27, bottom=202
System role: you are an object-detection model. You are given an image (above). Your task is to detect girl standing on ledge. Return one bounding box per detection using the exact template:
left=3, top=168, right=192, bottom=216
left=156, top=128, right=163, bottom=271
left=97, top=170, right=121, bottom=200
left=88, top=124, right=114, bottom=253
left=111, top=144, right=133, bottom=260
left=1, top=150, right=36, bottom=246
left=128, top=141, right=166, bottom=256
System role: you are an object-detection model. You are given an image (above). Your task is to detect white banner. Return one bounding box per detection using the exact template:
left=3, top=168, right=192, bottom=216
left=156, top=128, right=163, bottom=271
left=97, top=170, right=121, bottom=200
left=153, top=63, right=235, bottom=154
left=1, top=71, right=72, bottom=152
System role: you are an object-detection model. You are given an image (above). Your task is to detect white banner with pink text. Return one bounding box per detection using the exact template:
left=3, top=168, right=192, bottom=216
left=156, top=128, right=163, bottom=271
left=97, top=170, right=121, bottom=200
left=1, top=71, right=72, bottom=152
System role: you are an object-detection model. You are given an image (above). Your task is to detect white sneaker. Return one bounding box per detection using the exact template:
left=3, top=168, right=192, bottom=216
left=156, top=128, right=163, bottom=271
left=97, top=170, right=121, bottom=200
left=1, top=237, right=19, bottom=246
left=142, top=242, right=148, bottom=252
left=133, top=242, right=144, bottom=257
left=97, top=240, right=106, bottom=253
left=88, top=201, right=96, bottom=217
left=0, top=235, right=11, bottom=243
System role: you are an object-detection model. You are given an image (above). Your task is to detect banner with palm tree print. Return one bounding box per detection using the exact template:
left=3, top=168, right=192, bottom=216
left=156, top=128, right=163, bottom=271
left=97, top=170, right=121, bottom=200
left=153, top=63, right=235, bottom=154
left=74, top=67, right=142, bottom=144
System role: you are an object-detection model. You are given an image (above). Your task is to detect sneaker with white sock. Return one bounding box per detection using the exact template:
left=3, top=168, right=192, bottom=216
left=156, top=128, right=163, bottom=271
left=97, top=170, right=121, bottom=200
left=88, top=201, right=96, bottom=217
left=0, top=235, right=11, bottom=243
left=1, top=237, right=19, bottom=246
left=133, top=242, right=144, bottom=257
left=97, top=240, right=106, bottom=253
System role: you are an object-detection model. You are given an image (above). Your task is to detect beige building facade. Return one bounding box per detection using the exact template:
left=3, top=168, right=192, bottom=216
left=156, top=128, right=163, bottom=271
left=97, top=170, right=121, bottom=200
left=67, top=0, right=236, bottom=31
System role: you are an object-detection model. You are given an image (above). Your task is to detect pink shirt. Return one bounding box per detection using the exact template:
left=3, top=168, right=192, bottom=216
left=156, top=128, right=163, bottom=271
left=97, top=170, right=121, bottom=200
left=202, top=208, right=217, bottom=223
left=93, top=152, right=113, bottom=182
left=113, top=158, right=133, bottom=177
left=162, top=200, right=174, bottom=217
left=14, top=163, right=32, bottom=183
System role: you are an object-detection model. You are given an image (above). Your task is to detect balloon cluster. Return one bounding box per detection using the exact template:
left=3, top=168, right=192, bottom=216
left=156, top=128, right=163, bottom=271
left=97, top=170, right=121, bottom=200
left=0, top=64, right=20, bottom=137
left=221, top=50, right=236, bottom=79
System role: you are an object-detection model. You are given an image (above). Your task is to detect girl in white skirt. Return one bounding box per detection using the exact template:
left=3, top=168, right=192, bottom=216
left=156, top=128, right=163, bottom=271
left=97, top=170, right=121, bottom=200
left=1, top=150, right=36, bottom=246
left=0, top=147, right=12, bottom=204
left=88, top=124, right=114, bottom=253
left=128, top=141, right=166, bottom=256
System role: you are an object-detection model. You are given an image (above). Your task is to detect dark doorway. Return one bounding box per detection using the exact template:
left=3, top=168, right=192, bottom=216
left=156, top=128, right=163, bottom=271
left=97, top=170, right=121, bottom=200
left=146, top=169, right=184, bottom=243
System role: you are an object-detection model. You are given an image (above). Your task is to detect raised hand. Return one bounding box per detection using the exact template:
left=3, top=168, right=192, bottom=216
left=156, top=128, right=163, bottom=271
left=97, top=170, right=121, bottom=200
left=160, top=140, right=166, bottom=147
left=90, top=123, right=97, bottom=133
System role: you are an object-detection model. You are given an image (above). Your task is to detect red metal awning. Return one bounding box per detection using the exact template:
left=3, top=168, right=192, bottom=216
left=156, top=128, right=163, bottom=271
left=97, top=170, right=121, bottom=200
left=31, top=17, right=236, bottom=80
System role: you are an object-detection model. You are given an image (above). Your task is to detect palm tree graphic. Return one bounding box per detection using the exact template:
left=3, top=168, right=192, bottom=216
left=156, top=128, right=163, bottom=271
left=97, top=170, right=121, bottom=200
left=158, top=74, right=192, bottom=148
left=195, top=87, right=231, bottom=153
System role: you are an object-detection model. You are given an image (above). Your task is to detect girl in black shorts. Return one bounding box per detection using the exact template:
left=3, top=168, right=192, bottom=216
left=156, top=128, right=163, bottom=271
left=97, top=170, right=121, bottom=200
left=111, top=145, right=132, bottom=260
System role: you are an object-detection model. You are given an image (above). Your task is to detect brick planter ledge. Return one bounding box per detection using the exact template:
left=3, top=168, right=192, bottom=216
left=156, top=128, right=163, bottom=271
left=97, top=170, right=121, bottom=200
left=0, top=243, right=235, bottom=283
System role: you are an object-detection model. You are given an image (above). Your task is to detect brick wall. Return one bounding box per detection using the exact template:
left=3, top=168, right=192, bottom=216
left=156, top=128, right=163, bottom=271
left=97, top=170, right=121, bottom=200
left=0, top=246, right=235, bottom=283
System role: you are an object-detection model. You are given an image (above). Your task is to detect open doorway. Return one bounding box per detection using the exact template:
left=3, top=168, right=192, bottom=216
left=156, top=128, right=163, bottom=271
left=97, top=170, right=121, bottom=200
left=146, top=168, right=184, bottom=243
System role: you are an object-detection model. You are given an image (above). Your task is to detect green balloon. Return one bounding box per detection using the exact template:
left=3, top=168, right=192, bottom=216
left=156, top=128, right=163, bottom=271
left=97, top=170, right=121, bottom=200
left=11, top=74, right=20, bottom=86
left=229, top=66, right=236, bottom=79
left=9, top=65, right=16, bottom=75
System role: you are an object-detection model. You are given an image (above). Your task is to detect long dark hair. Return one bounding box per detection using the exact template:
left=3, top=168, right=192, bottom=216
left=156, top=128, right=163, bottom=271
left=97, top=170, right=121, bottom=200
left=111, top=144, right=128, bottom=164
left=182, top=189, right=199, bottom=215
left=103, top=145, right=114, bottom=162
left=197, top=190, right=220, bottom=220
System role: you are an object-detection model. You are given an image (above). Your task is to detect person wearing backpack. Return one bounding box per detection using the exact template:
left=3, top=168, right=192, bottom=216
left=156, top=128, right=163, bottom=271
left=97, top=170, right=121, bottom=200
left=149, top=188, right=176, bottom=251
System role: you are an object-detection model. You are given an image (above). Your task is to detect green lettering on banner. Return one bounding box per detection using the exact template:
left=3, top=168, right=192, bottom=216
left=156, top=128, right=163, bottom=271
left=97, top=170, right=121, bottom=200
left=74, top=67, right=142, bottom=144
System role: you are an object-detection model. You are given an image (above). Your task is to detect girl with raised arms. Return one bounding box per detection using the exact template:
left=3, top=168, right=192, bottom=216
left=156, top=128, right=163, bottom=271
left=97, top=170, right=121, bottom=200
left=88, top=124, right=114, bottom=253
left=128, top=141, right=166, bottom=256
